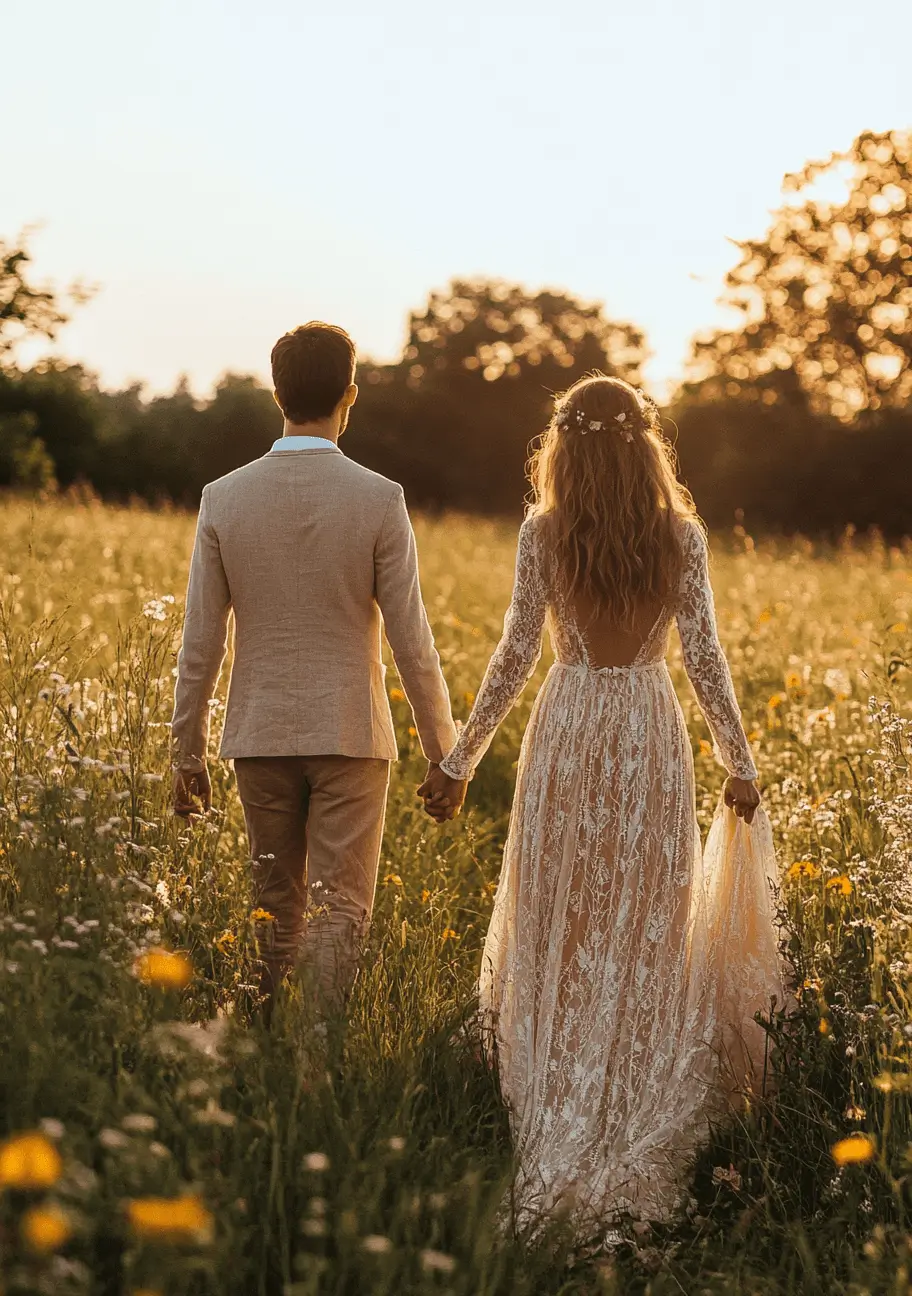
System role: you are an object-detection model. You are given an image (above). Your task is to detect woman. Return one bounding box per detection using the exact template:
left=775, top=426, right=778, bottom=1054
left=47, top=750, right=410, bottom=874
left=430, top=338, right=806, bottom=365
left=422, top=375, right=782, bottom=1229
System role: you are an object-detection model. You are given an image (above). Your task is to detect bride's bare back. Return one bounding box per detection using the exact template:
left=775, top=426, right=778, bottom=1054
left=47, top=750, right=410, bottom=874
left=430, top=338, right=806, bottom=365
left=570, top=593, right=667, bottom=669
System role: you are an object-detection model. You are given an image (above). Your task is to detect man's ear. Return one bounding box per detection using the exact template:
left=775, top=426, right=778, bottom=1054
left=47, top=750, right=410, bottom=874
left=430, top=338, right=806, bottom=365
left=343, top=382, right=358, bottom=410
left=272, top=391, right=282, bottom=411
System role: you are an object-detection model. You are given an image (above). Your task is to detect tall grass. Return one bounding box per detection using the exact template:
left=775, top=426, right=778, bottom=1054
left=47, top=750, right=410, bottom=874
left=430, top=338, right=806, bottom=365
left=0, top=496, right=911, bottom=1294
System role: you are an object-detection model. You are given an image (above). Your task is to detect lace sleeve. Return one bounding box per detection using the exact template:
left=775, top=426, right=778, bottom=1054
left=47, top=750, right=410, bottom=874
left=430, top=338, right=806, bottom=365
left=675, top=521, right=758, bottom=781
left=440, top=518, right=547, bottom=780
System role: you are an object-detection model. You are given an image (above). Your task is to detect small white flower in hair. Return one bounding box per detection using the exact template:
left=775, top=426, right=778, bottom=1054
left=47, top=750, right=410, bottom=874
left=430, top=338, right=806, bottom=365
left=615, top=413, right=627, bottom=424
left=588, top=420, right=603, bottom=431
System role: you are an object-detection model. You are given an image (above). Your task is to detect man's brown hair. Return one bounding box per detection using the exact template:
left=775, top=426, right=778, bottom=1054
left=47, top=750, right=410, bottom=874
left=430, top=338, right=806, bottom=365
left=271, top=322, right=356, bottom=423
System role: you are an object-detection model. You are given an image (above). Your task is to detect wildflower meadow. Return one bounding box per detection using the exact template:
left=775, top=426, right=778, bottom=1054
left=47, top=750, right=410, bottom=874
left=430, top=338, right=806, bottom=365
left=1, top=495, right=912, bottom=1295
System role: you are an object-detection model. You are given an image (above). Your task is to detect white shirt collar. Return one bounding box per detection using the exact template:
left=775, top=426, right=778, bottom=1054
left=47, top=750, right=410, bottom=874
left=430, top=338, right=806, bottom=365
left=269, top=435, right=340, bottom=453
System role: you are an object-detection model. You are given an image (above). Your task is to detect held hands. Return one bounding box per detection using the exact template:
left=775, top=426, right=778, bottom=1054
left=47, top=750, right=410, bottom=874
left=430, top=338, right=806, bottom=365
left=173, top=765, right=212, bottom=818
left=417, top=763, right=468, bottom=824
left=723, top=775, right=761, bottom=825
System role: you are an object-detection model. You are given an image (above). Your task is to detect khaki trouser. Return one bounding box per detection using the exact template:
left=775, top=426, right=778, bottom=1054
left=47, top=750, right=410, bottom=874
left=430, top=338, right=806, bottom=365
left=233, top=755, right=390, bottom=1007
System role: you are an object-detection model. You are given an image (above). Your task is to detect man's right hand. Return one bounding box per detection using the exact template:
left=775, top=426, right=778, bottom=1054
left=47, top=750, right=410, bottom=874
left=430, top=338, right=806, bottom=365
left=417, top=764, right=468, bottom=824
left=173, top=765, right=213, bottom=818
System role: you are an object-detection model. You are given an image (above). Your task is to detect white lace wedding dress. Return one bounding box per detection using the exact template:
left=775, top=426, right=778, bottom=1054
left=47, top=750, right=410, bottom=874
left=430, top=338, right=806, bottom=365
left=440, top=515, right=783, bottom=1227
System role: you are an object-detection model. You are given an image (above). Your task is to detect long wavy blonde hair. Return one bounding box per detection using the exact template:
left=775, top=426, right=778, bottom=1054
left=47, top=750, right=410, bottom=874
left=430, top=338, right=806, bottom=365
left=529, top=374, right=697, bottom=627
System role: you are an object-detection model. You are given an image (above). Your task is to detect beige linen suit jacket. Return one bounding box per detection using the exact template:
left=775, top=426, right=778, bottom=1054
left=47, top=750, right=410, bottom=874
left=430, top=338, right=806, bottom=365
left=171, top=443, right=457, bottom=769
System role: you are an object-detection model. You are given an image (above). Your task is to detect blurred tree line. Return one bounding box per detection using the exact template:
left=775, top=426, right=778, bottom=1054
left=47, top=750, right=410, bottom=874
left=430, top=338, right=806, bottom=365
left=674, top=128, right=912, bottom=535
left=2, top=128, right=911, bottom=533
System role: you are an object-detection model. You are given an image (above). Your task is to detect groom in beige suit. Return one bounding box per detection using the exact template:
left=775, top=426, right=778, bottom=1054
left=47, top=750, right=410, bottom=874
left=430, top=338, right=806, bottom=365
left=171, top=322, right=461, bottom=1012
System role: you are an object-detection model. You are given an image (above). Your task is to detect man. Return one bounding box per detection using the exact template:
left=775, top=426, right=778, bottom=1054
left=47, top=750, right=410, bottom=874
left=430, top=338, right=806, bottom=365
left=171, top=321, right=467, bottom=1011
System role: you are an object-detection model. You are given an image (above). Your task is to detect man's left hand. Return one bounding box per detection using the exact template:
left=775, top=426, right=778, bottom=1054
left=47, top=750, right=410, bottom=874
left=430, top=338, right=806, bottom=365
left=173, top=765, right=212, bottom=818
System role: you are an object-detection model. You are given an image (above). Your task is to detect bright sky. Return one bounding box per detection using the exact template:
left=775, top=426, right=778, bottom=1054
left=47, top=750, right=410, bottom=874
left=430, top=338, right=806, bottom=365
left=6, top=0, right=911, bottom=398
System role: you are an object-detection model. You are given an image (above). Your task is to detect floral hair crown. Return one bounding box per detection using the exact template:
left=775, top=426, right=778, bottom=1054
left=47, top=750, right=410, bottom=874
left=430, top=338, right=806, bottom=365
left=554, top=386, right=655, bottom=443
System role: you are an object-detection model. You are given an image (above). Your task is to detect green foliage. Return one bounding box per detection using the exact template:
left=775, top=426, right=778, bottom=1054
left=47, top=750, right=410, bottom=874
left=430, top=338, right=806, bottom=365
left=1, top=502, right=912, bottom=1293
left=0, top=233, right=91, bottom=365
left=671, top=398, right=912, bottom=535
left=0, top=276, right=645, bottom=514
left=346, top=279, right=646, bottom=514
left=0, top=413, right=55, bottom=492
left=689, top=130, right=912, bottom=420
left=672, top=128, right=912, bottom=534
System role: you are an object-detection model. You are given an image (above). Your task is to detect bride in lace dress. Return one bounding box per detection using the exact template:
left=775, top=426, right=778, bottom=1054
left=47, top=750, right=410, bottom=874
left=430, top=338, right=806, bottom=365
left=422, top=376, right=783, bottom=1229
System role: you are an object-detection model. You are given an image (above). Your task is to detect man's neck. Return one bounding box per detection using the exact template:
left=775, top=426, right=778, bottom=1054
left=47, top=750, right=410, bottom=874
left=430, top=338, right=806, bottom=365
left=282, top=417, right=341, bottom=445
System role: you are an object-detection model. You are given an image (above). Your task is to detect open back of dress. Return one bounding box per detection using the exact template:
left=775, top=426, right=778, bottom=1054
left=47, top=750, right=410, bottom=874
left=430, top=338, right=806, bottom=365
left=570, top=594, right=668, bottom=670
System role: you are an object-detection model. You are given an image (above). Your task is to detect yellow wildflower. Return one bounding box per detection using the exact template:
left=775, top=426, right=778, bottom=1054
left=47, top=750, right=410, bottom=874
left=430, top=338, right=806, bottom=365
left=134, top=948, right=193, bottom=990
left=421, top=889, right=432, bottom=903
left=844, top=1105, right=866, bottom=1121
left=215, top=930, right=236, bottom=954
left=441, top=928, right=458, bottom=942
left=127, top=1193, right=213, bottom=1242
left=819, top=1018, right=830, bottom=1035
left=250, top=908, right=275, bottom=924
left=384, top=874, right=403, bottom=887
left=889, top=621, right=907, bottom=634
left=408, top=726, right=418, bottom=737
left=831, top=1134, right=876, bottom=1166
left=0, top=1131, right=62, bottom=1188
left=698, top=739, right=713, bottom=758
left=747, top=728, right=762, bottom=742
left=808, top=705, right=835, bottom=728
left=758, top=607, right=773, bottom=624
left=827, top=875, right=853, bottom=896
left=785, top=670, right=802, bottom=690
left=767, top=692, right=786, bottom=710
left=788, top=861, right=821, bottom=881
left=22, top=1204, right=72, bottom=1252
left=463, top=691, right=476, bottom=706
left=389, top=688, right=405, bottom=703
